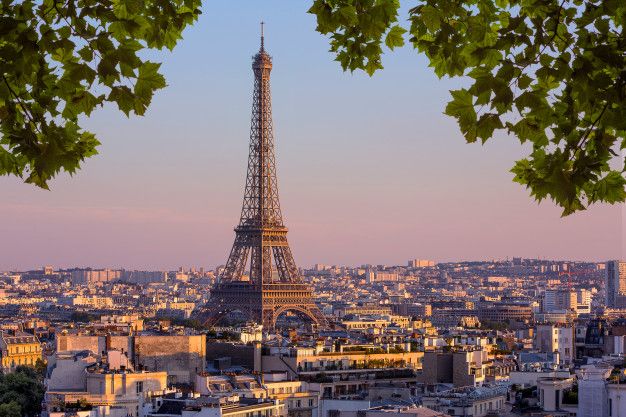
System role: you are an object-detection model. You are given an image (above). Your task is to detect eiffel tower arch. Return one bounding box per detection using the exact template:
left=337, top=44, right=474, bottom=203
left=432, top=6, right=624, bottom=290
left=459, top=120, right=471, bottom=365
left=195, top=26, right=328, bottom=332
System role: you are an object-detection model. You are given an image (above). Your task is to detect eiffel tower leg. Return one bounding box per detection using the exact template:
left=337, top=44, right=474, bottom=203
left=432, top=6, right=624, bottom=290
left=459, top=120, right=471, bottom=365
left=199, top=302, right=227, bottom=327
left=222, top=235, right=250, bottom=282
left=306, top=305, right=329, bottom=328
left=262, top=307, right=276, bottom=333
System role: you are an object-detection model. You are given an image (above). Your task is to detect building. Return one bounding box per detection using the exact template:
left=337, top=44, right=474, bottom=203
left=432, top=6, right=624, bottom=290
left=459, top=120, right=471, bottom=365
left=46, top=349, right=167, bottom=416
left=477, top=303, right=533, bottom=323
left=576, top=364, right=613, bottom=417
left=46, top=368, right=167, bottom=416
left=420, top=349, right=491, bottom=388
left=390, top=303, right=432, bottom=318
left=147, top=394, right=284, bottom=417
left=258, top=344, right=422, bottom=399
left=607, top=383, right=626, bottom=417
left=327, top=405, right=450, bottom=417
left=537, top=377, right=575, bottom=412
left=56, top=334, right=206, bottom=385
left=534, top=324, right=574, bottom=364
left=606, top=261, right=626, bottom=307
left=335, top=306, right=393, bottom=318
left=70, top=269, right=121, bottom=285
left=408, top=259, right=436, bottom=268
left=67, top=295, right=115, bottom=308
left=49, top=406, right=129, bottom=417
left=543, top=290, right=577, bottom=312
left=421, top=386, right=507, bottom=417
left=577, top=289, right=592, bottom=310
left=365, top=271, right=400, bottom=283
left=0, top=331, right=42, bottom=372
left=195, top=371, right=316, bottom=417
left=121, top=270, right=168, bottom=284
left=96, top=315, right=145, bottom=332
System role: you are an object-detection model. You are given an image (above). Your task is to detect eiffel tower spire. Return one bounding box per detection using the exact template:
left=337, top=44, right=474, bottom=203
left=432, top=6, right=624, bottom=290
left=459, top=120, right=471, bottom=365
left=197, top=28, right=328, bottom=331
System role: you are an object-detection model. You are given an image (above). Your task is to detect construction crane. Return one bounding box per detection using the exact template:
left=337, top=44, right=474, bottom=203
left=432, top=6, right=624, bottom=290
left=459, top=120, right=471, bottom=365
left=558, top=269, right=595, bottom=291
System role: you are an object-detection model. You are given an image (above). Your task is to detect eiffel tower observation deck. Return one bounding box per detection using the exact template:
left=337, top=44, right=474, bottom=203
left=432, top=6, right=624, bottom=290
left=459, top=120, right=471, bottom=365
left=195, top=25, right=328, bottom=332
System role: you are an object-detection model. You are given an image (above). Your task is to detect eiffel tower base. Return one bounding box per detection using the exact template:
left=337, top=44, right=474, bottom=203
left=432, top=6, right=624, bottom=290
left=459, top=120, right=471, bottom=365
left=197, top=282, right=327, bottom=332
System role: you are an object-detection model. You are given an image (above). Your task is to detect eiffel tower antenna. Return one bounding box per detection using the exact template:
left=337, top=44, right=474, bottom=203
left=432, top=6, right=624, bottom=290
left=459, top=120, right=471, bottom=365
left=196, top=26, right=328, bottom=332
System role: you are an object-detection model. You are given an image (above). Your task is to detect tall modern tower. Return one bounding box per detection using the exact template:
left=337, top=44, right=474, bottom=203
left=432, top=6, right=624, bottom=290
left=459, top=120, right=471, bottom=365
left=196, top=27, right=328, bottom=332
left=606, top=260, right=626, bottom=307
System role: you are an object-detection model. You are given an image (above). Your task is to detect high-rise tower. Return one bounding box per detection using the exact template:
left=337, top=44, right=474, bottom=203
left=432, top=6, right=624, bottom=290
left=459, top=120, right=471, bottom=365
left=606, top=260, right=626, bottom=307
left=196, top=26, right=328, bottom=331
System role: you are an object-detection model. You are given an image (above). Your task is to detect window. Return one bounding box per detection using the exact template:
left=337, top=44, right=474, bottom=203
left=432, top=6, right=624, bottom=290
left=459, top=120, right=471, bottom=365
left=556, top=390, right=560, bottom=409
left=136, top=381, right=144, bottom=394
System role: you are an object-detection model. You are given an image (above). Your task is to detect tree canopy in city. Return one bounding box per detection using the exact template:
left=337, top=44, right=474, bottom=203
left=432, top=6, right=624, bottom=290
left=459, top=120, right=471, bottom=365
left=0, top=0, right=201, bottom=188
left=309, top=0, right=626, bottom=215
left=0, top=366, right=45, bottom=417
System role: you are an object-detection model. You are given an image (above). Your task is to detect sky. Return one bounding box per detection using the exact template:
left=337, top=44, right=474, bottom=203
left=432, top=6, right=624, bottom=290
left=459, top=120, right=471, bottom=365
left=1, top=1, right=625, bottom=271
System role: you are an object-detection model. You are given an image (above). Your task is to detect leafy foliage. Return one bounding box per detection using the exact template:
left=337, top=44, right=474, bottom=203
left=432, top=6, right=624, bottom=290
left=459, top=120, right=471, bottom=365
left=70, top=310, right=98, bottom=322
left=309, top=0, right=626, bottom=215
left=0, top=366, right=45, bottom=417
left=0, top=0, right=201, bottom=188
left=0, top=402, right=21, bottom=417
left=34, top=358, right=47, bottom=378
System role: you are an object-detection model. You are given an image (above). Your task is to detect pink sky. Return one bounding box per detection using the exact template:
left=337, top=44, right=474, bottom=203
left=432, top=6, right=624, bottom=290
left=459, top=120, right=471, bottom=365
left=1, top=2, right=624, bottom=270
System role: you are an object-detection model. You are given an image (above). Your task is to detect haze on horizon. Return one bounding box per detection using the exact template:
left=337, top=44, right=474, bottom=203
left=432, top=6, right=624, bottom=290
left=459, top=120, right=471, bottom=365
left=1, top=1, right=624, bottom=271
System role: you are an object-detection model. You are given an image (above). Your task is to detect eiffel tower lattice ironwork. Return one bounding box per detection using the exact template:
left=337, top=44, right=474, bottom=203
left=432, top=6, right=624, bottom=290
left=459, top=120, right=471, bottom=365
left=197, top=26, right=328, bottom=332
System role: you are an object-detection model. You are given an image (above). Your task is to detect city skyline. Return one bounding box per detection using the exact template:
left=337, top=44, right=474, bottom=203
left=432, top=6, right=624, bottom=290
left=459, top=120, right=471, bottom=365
left=3, top=2, right=626, bottom=416
left=1, top=1, right=624, bottom=270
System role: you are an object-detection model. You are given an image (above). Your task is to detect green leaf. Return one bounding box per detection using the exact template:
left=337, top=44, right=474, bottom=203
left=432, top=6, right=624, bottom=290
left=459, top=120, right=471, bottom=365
left=385, top=25, right=406, bottom=50
left=517, top=74, right=532, bottom=89
left=591, top=171, right=626, bottom=203
left=108, top=86, right=135, bottom=116
left=420, top=6, right=443, bottom=31
left=445, top=89, right=477, bottom=142
left=365, top=59, right=384, bottom=76
left=97, top=59, right=119, bottom=85
left=476, top=113, right=503, bottom=143
left=135, top=62, right=166, bottom=98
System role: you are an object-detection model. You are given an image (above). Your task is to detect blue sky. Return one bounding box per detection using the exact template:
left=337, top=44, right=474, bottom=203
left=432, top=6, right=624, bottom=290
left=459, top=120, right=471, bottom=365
left=0, top=1, right=624, bottom=270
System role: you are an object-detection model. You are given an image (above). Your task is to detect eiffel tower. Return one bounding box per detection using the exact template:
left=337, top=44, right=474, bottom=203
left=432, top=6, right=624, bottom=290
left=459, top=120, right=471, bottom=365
left=197, top=25, right=328, bottom=332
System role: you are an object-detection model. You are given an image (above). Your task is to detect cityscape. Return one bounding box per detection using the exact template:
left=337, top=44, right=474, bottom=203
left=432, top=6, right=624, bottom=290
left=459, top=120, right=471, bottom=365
left=1, top=2, right=626, bottom=417
left=2, top=255, right=626, bottom=417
